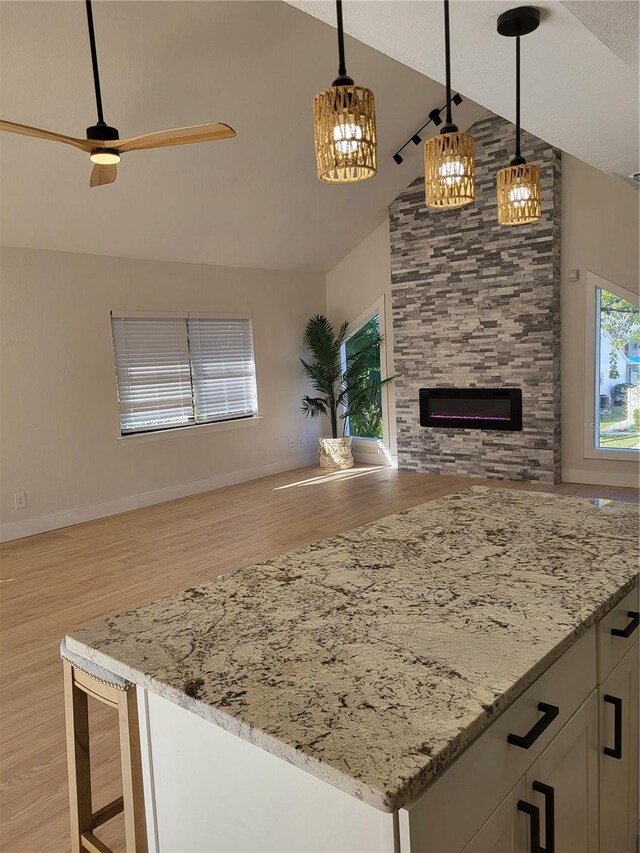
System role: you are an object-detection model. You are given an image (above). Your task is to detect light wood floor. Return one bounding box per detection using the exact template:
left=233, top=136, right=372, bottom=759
left=0, top=465, right=637, bottom=851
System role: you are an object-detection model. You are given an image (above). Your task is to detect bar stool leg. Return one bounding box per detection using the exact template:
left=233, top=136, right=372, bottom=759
left=118, top=686, right=148, bottom=850
left=63, top=660, right=93, bottom=853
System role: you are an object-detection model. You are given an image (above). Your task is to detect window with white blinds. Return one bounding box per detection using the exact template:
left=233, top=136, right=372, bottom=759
left=188, top=318, right=258, bottom=424
left=111, top=314, right=258, bottom=434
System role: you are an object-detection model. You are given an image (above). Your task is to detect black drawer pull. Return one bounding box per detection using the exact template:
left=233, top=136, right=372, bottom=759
left=508, top=703, right=560, bottom=749
left=532, top=781, right=555, bottom=853
left=603, top=694, right=623, bottom=759
left=610, top=611, right=640, bottom=638
left=518, top=800, right=541, bottom=853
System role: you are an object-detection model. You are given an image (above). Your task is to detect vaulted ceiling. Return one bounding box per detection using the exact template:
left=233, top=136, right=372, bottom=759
left=2, top=1, right=636, bottom=275
left=0, top=1, right=484, bottom=273
left=287, top=0, right=639, bottom=183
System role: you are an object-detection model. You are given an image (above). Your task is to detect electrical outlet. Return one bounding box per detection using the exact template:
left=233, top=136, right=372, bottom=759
left=14, top=490, right=27, bottom=510
left=297, top=436, right=304, bottom=449
left=288, top=436, right=295, bottom=449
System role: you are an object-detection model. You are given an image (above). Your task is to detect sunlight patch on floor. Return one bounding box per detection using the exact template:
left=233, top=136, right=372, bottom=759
left=273, top=466, right=388, bottom=490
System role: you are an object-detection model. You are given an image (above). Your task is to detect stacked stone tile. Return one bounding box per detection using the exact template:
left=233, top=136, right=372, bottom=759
left=390, top=114, right=561, bottom=483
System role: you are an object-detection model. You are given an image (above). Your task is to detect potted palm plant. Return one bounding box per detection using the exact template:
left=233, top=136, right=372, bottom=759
left=300, top=314, right=392, bottom=469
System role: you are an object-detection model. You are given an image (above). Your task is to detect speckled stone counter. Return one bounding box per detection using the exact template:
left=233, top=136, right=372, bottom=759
left=64, top=487, right=639, bottom=812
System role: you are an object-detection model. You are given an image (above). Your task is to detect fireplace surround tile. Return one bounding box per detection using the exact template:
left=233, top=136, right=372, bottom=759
left=390, top=115, right=561, bottom=483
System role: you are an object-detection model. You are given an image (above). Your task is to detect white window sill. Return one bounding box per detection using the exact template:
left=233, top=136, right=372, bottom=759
left=118, top=416, right=262, bottom=446
left=583, top=446, right=640, bottom=461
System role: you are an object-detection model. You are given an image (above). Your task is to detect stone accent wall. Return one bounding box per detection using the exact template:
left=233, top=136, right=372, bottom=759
left=390, top=115, right=561, bottom=482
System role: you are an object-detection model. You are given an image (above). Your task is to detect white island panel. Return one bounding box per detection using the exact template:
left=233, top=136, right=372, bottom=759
left=140, top=688, right=397, bottom=853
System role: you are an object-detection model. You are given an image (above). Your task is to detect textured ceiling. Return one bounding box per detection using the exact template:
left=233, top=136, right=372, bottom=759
left=0, top=1, right=485, bottom=273
left=561, top=0, right=639, bottom=73
left=287, top=0, right=639, bottom=183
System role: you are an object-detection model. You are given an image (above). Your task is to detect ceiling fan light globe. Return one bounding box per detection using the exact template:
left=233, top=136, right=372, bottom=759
left=90, top=149, right=121, bottom=165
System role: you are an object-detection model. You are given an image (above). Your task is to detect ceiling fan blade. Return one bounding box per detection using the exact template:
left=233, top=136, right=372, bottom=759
left=90, top=163, right=117, bottom=187
left=0, top=120, right=95, bottom=152
left=117, top=123, right=236, bottom=152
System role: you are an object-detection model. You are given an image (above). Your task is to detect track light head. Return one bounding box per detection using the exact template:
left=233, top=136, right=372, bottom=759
left=393, top=152, right=403, bottom=165
left=452, top=93, right=463, bottom=106
left=429, top=109, right=443, bottom=127
left=412, top=134, right=422, bottom=146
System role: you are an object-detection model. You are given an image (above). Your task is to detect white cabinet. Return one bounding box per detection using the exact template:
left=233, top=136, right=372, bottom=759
left=399, top=582, right=639, bottom=853
left=462, top=781, right=527, bottom=853
left=453, top=693, right=598, bottom=853
left=599, top=642, right=639, bottom=853
left=525, top=691, right=599, bottom=853
left=398, top=628, right=596, bottom=853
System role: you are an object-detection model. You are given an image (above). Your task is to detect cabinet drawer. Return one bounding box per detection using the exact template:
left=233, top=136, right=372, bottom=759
left=398, top=627, right=596, bottom=853
left=598, top=583, right=639, bottom=683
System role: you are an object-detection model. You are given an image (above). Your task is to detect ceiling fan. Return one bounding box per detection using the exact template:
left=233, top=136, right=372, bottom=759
left=0, top=0, right=236, bottom=187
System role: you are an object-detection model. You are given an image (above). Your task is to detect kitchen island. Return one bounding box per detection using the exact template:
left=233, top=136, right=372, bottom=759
left=63, top=486, right=639, bottom=852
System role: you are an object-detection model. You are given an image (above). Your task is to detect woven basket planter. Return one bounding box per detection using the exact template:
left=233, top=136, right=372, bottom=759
left=318, top=437, right=354, bottom=470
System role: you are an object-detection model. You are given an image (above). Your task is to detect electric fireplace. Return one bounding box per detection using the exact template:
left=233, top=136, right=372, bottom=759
left=419, top=388, right=522, bottom=431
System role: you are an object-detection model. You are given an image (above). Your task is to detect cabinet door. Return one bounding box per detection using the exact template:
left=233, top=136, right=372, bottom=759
left=462, top=779, right=527, bottom=853
left=599, top=641, right=639, bottom=853
left=525, top=692, right=598, bottom=853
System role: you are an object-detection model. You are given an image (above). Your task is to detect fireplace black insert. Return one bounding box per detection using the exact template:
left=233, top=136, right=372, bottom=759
left=419, top=388, right=523, bottom=431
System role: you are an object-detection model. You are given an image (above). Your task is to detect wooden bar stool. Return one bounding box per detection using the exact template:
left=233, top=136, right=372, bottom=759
left=62, top=652, right=148, bottom=853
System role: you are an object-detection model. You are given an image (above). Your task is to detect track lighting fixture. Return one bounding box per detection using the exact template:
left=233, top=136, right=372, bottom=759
left=392, top=94, right=463, bottom=169
left=496, top=6, right=542, bottom=226
left=313, top=0, right=377, bottom=183
left=424, top=0, right=474, bottom=209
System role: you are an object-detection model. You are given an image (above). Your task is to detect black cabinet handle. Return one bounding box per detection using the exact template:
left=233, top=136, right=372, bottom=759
left=532, top=781, right=555, bottom=853
left=610, top=611, right=640, bottom=638
left=603, top=694, right=623, bottom=759
left=508, top=703, right=560, bottom=749
left=518, top=800, right=541, bottom=853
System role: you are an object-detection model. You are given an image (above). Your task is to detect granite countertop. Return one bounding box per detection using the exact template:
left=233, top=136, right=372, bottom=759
left=65, top=486, right=639, bottom=812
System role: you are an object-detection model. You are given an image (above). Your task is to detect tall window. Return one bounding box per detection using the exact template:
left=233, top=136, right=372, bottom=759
left=343, top=313, right=384, bottom=439
left=111, top=314, right=258, bottom=435
left=594, top=288, right=640, bottom=451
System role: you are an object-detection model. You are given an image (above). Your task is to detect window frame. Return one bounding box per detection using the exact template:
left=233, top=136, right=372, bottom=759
left=339, top=296, right=391, bottom=450
left=583, top=271, right=639, bottom=459
left=110, top=310, right=260, bottom=441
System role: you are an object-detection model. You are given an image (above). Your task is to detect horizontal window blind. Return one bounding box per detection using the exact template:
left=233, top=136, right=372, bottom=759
left=187, top=318, right=258, bottom=423
left=111, top=317, right=194, bottom=433
left=111, top=314, right=258, bottom=435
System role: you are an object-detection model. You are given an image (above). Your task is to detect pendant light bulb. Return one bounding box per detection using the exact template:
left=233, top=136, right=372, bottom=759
left=424, top=0, right=475, bottom=209
left=313, top=1, right=377, bottom=183
left=496, top=7, right=542, bottom=226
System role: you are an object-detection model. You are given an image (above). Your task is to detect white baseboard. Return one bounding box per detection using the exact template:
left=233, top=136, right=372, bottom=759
left=0, top=453, right=318, bottom=543
left=351, top=438, right=395, bottom=467
left=562, top=468, right=640, bottom=489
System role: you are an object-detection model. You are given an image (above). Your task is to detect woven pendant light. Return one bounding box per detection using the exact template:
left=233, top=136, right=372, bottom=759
left=313, top=1, right=376, bottom=184
left=496, top=7, right=541, bottom=226
left=424, top=0, right=474, bottom=209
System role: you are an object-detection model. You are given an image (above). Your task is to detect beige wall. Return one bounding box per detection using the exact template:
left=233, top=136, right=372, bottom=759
left=561, top=155, right=639, bottom=487
left=325, top=220, right=397, bottom=457
left=0, top=247, right=325, bottom=538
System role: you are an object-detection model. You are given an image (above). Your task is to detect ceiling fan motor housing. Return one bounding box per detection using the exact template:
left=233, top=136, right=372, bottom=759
left=86, top=121, right=119, bottom=142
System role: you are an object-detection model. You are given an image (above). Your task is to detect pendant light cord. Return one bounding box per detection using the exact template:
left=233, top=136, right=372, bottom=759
left=85, top=0, right=105, bottom=124
left=515, top=34, right=521, bottom=160
left=443, top=0, right=452, bottom=125
left=336, top=0, right=347, bottom=78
